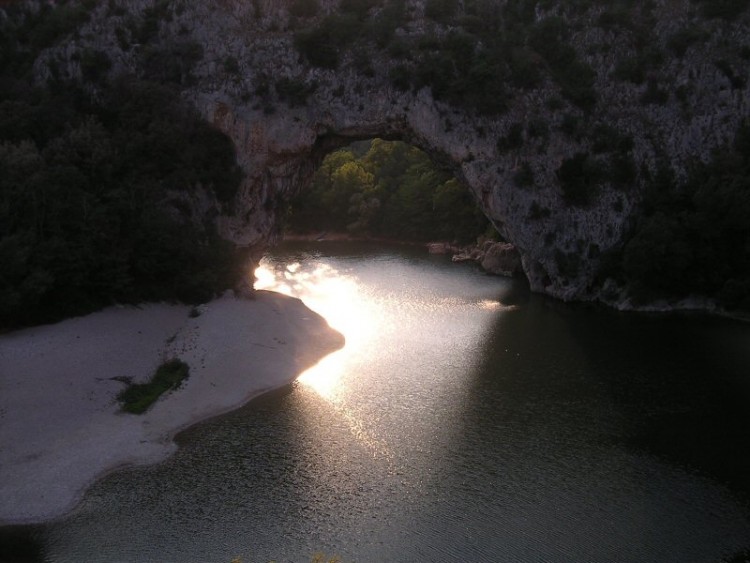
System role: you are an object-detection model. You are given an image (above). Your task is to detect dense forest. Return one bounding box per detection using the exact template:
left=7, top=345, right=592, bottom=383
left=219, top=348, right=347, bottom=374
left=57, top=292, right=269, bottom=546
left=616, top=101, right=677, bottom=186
left=287, top=139, right=491, bottom=243
left=0, top=0, right=243, bottom=329
left=619, top=122, right=750, bottom=310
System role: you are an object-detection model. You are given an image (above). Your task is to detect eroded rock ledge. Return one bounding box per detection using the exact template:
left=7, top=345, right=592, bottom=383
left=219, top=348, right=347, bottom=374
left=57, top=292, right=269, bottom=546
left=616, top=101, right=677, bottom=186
left=43, top=0, right=750, bottom=305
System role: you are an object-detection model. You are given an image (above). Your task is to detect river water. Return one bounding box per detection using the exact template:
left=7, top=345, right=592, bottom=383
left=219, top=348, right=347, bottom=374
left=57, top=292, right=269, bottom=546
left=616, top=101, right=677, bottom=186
left=5, top=241, right=750, bottom=562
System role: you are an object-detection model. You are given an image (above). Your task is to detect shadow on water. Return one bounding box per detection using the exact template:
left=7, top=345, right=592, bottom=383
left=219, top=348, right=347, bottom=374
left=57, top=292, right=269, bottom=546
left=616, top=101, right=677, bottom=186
left=484, top=293, right=750, bottom=499
left=459, top=293, right=750, bottom=560
left=572, top=307, right=750, bottom=501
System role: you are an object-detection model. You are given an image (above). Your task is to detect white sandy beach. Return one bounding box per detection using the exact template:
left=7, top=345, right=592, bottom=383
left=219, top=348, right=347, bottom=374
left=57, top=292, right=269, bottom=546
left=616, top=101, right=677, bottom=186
left=0, top=291, right=343, bottom=525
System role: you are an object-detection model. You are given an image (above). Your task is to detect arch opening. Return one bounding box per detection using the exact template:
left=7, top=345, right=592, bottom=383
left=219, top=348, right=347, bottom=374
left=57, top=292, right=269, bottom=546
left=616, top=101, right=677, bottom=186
left=265, top=137, right=526, bottom=280
left=289, top=138, right=489, bottom=243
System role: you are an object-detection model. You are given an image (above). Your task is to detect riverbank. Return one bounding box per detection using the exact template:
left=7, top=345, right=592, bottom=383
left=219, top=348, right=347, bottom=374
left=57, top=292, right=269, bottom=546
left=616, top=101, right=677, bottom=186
left=0, top=291, right=343, bottom=525
left=283, top=231, right=429, bottom=247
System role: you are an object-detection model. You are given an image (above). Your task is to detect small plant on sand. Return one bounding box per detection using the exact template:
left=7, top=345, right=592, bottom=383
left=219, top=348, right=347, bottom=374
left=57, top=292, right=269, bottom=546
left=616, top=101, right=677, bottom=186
left=117, top=358, right=190, bottom=414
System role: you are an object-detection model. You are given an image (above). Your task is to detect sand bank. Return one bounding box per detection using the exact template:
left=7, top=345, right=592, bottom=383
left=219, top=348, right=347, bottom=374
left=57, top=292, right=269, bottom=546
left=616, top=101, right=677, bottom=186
left=0, top=291, right=343, bottom=525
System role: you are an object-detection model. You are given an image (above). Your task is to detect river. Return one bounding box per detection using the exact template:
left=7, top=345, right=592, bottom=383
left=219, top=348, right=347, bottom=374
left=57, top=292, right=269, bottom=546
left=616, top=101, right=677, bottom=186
left=4, top=241, right=750, bottom=562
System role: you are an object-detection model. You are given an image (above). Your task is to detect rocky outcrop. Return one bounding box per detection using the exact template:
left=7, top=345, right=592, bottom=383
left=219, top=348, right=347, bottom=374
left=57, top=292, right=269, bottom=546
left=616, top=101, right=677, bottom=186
left=480, top=243, right=523, bottom=278
left=451, top=241, right=523, bottom=278
left=39, top=0, right=750, bottom=304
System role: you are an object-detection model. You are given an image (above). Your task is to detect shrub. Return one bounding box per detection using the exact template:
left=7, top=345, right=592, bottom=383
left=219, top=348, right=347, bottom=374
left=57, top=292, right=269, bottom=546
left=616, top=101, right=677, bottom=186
left=139, top=40, right=204, bottom=85
left=598, top=6, right=634, bottom=30
left=557, top=153, right=604, bottom=206
left=613, top=56, right=647, bottom=84
left=497, top=123, right=524, bottom=151
left=425, top=0, right=458, bottom=23
left=295, top=26, right=339, bottom=68
left=607, top=153, right=637, bottom=188
left=340, top=0, right=377, bottom=20
left=529, top=18, right=596, bottom=109
left=621, top=122, right=750, bottom=309
left=591, top=124, right=634, bottom=154
left=223, top=56, right=240, bottom=75
left=693, top=0, right=750, bottom=19
left=514, top=162, right=534, bottom=187
left=290, top=0, right=320, bottom=19
left=715, top=59, right=746, bottom=89
left=118, top=359, right=190, bottom=414
left=667, top=27, right=705, bottom=57
left=528, top=201, right=551, bottom=220
left=79, top=49, right=111, bottom=82
left=294, top=14, right=362, bottom=69
left=640, top=79, right=669, bottom=105
left=275, top=77, right=316, bottom=107
left=555, top=60, right=597, bottom=110
left=389, top=65, right=411, bottom=91
left=368, top=0, right=407, bottom=47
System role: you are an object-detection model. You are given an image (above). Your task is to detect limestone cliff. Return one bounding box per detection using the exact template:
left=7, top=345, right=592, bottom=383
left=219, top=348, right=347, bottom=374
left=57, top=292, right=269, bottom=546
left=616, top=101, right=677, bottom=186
left=35, top=0, right=750, bottom=305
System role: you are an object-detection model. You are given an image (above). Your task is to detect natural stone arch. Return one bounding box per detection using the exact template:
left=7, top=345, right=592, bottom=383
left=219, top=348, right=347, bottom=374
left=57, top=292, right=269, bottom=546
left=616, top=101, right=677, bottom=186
left=206, top=94, right=631, bottom=302
left=51, top=0, right=750, bottom=304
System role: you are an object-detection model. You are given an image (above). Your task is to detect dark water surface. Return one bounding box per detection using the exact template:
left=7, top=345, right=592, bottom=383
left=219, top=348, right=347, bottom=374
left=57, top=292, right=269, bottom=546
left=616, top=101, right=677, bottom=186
left=4, top=241, right=750, bottom=562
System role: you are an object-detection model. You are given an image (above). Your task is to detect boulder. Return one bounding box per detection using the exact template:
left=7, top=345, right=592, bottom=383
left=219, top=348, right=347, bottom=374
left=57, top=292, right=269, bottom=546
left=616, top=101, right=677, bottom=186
left=480, top=243, right=522, bottom=277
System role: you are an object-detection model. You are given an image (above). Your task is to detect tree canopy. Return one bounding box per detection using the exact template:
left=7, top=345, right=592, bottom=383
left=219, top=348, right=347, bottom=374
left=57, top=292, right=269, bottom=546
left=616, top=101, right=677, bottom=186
left=0, top=2, right=243, bottom=329
left=287, top=139, right=491, bottom=243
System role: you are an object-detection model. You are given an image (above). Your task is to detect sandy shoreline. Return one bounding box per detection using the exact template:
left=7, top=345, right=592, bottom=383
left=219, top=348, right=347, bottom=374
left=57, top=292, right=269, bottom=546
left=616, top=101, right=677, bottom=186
left=0, top=291, right=343, bottom=525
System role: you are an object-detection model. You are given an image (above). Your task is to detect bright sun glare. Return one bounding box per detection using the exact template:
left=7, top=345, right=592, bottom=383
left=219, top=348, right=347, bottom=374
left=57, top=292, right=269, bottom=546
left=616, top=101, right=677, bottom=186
left=254, top=259, right=378, bottom=401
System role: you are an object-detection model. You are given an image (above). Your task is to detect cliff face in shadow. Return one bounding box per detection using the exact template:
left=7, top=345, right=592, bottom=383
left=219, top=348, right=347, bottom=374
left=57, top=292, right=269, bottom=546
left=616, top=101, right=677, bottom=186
left=18, top=0, right=750, bottom=306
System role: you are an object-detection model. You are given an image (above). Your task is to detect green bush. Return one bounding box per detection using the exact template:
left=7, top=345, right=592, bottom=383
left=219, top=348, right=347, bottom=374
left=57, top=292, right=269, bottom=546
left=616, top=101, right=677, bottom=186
left=667, top=27, right=705, bottom=57
left=613, top=57, right=645, bottom=84
left=528, top=200, right=551, bottom=220
left=294, top=27, right=339, bottom=69
left=294, top=14, right=363, bottom=69
left=290, top=0, right=320, bottom=19
left=591, top=124, right=634, bottom=154
left=223, top=55, right=240, bottom=74
left=715, top=59, right=746, bottom=89
left=275, top=77, right=317, bottom=107
left=514, top=162, right=534, bottom=187
left=389, top=65, right=411, bottom=91
left=367, top=0, right=407, bottom=47
left=557, top=153, right=604, bottom=206
left=340, top=0, right=377, bottom=20
left=693, top=0, right=750, bottom=19
left=118, top=359, right=190, bottom=414
left=425, top=0, right=458, bottom=23
left=640, top=79, right=669, bottom=105
left=528, top=17, right=597, bottom=109
left=79, top=49, right=112, bottom=82
left=497, top=123, right=524, bottom=151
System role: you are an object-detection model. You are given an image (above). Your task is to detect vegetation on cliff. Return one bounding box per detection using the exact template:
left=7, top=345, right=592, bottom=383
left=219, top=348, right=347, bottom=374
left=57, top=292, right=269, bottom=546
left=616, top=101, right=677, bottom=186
left=619, top=122, right=750, bottom=310
left=0, top=1, right=243, bottom=329
left=293, top=0, right=599, bottom=113
left=287, top=139, right=490, bottom=243
left=293, top=0, right=750, bottom=310
left=1, top=0, right=749, bottom=319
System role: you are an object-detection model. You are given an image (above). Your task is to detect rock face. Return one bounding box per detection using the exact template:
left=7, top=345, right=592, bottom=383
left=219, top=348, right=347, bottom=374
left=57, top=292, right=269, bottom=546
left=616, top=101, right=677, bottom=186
left=45, top=0, right=750, bottom=303
left=481, top=243, right=523, bottom=278
left=451, top=241, right=523, bottom=277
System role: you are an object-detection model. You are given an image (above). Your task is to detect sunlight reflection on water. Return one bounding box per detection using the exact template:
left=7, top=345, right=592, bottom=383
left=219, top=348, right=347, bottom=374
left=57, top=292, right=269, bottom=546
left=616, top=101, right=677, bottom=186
left=32, top=243, right=750, bottom=563
left=254, top=258, right=396, bottom=460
